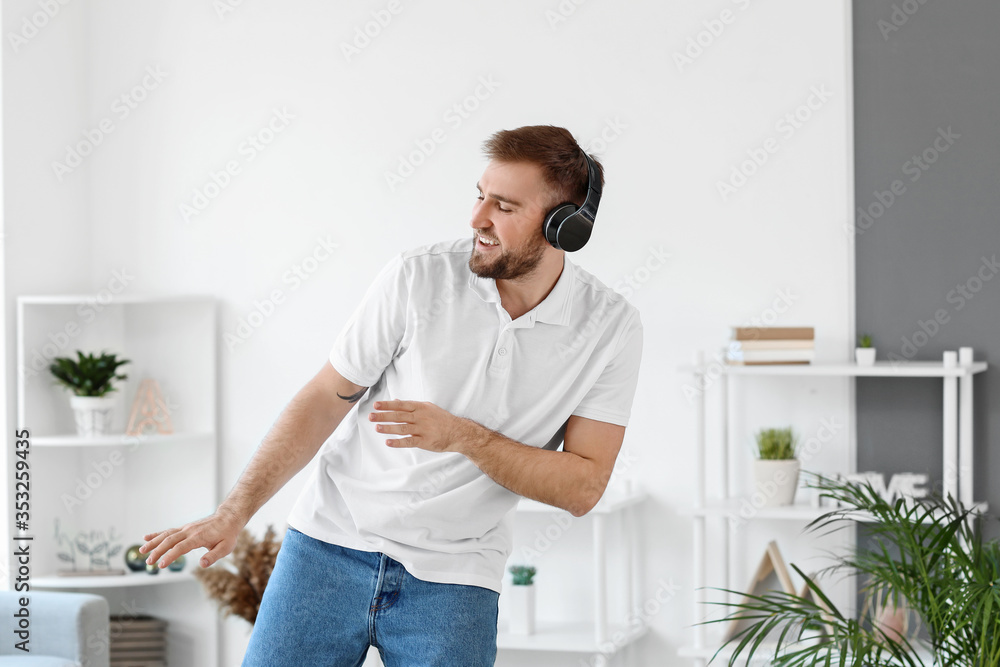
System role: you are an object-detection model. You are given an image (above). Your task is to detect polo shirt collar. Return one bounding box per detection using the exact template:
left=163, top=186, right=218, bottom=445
left=467, top=256, right=575, bottom=326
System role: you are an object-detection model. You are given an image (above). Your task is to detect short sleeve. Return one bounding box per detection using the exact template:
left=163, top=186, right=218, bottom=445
left=570, top=309, right=643, bottom=427
left=329, top=253, right=409, bottom=387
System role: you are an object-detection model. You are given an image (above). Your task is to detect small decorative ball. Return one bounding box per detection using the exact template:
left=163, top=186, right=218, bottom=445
left=146, top=561, right=160, bottom=575
left=168, top=555, right=186, bottom=572
left=125, top=545, right=147, bottom=572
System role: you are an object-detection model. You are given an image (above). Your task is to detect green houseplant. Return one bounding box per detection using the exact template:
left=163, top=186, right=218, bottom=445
left=49, top=350, right=130, bottom=437
left=856, top=333, right=876, bottom=366
left=753, top=427, right=799, bottom=507
left=704, top=474, right=1000, bottom=666
left=508, top=565, right=537, bottom=635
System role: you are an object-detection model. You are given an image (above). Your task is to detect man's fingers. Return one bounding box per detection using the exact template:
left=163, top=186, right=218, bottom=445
left=385, top=435, right=416, bottom=448
left=375, top=423, right=412, bottom=435
left=374, top=400, right=417, bottom=412
left=368, top=410, right=412, bottom=423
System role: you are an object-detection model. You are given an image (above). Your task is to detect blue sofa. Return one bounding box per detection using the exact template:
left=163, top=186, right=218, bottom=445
left=0, top=591, right=109, bottom=667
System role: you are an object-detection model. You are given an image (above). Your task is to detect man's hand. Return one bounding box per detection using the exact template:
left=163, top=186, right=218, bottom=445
left=139, top=507, right=246, bottom=570
left=368, top=400, right=476, bottom=453
left=369, top=400, right=626, bottom=517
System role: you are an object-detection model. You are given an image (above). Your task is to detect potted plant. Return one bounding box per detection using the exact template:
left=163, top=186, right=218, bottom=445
left=508, top=565, right=537, bottom=635
left=704, top=474, right=1000, bottom=666
left=753, top=427, right=799, bottom=507
left=856, top=334, right=876, bottom=366
left=49, top=350, right=130, bottom=437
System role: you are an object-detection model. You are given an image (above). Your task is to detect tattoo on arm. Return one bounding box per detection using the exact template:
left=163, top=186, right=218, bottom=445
left=337, top=388, right=367, bottom=403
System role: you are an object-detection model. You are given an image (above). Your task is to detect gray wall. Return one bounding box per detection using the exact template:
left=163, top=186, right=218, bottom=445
left=854, top=0, right=1000, bottom=535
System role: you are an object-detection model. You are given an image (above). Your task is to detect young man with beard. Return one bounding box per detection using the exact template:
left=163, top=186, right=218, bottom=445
left=140, top=125, right=643, bottom=666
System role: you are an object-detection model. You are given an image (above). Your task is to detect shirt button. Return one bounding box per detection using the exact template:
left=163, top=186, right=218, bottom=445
left=497, top=348, right=507, bottom=356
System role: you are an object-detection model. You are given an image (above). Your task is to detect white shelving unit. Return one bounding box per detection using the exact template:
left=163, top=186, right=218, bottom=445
left=498, top=487, right=647, bottom=666
left=15, top=294, right=220, bottom=667
left=679, top=349, right=988, bottom=666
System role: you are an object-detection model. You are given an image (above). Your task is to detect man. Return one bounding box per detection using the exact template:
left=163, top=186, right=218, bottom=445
left=140, top=125, right=643, bottom=666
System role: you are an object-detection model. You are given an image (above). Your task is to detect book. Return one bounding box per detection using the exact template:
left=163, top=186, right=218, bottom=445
left=727, top=349, right=816, bottom=363
left=733, top=327, right=814, bottom=341
left=728, top=339, right=815, bottom=351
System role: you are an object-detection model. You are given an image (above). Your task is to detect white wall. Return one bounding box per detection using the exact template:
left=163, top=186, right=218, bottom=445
left=4, top=1, right=853, bottom=664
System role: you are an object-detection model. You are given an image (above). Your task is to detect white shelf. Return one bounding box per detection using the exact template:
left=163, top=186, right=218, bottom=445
left=33, top=569, right=197, bottom=589
left=33, top=431, right=214, bottom=447
left=685, top=499, right=832, bottom=521
left=17, top=294, right=214, bottom=306
left=516, top=489, right=646, bottom=515
left=686, top=498, right=989, bottom=522
left=497, top=619, right=647, bottom=653
left=680, top=641, right=935, bottom=663
left=680, top=360, right=987, bottom=377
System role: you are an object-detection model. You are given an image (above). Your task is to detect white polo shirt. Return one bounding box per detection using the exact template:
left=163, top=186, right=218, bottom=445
left=287, top=237, right=642, bottom=593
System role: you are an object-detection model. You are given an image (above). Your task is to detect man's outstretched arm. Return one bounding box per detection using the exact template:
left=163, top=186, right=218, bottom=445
left=140, top=361, right=367, bottom=569
left=369, top=401, right=624, bottom=517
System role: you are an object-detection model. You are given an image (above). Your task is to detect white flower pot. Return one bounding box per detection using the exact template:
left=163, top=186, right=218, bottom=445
left=508, top=584, right=535, bottom=635
left=855, top=347, right=876, bottom=366
left=70, top=395, right=116, bottom=438
left=752, top=459, right=800, bottom=507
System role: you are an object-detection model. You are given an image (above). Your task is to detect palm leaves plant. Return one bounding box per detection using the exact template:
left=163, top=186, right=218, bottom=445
left=49, top=350, right=130, bottom=396
left=702, top=474, right=1000, bottom=666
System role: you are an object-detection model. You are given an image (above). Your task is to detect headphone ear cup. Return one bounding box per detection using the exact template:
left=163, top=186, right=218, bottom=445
left=544, top=204, right=578, bottom=249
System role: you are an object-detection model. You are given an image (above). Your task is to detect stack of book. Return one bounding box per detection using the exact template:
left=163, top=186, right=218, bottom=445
left=726, top=327, right=815, bottom=365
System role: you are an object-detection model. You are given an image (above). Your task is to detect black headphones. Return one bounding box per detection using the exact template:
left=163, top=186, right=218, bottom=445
left=542, top=152, right=602, bottom=252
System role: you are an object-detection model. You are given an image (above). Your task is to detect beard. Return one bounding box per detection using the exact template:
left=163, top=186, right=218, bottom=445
left=468, top=232, right=548, bottom=281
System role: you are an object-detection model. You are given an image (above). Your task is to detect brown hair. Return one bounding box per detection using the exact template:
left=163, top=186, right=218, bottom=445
left=482, top=125, right=603, bottom=208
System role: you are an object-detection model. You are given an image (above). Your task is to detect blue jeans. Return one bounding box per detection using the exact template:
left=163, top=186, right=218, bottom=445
left=241, top=526, right=499, bottom=666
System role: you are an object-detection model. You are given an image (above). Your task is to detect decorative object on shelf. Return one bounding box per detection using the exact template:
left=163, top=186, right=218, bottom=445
left=194, top=524, right=282, bottom=625
left=146, top=561, right=160, bottom=575
left=705, top=476, right=998, bottom=665
left=49, top=350, right=130, bottom=437
left=167, top=554, right=186, bottom=572
left=507, top=565, right=537, bottom=635
left=855, top=333, right=876, bottom=366
left=109, top=615, right=168, bottom=666
left=126, top=378, right=175, bottom=436
left=752, top=427, right=799, bottom=507
left=54, top=519, right=126, bottom=576
left=722, top=540, right=795, bottom=641
left=826, top=472, right=929, bottom=507
left=726, top=327, right=815, bottom=365
left=125, top=544, right=148, bottom=572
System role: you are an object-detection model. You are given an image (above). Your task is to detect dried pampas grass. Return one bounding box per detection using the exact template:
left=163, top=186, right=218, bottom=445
left=193, top=524, right=282, bottom=625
